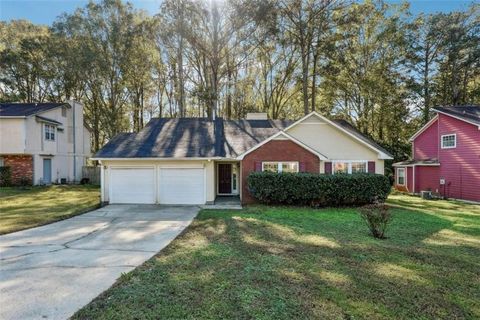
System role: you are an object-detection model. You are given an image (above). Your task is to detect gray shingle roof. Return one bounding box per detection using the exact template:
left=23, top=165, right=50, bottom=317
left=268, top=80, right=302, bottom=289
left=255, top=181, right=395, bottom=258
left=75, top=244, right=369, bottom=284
left=433, top=105, right=480, bottom=126
left=222, top=120, right=293, bottom=158
left=0, top=103, right=68, bottom=117
left=94, top=117, right=392, bottom=159
left=94, top=118, right=292, bottom=158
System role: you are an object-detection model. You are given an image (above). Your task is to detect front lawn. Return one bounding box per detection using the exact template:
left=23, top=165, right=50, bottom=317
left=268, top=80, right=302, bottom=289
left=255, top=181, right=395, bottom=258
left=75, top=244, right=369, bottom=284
left=73, top=194, right=480, bottom=320
left=0, top=185, right=100, bottom=234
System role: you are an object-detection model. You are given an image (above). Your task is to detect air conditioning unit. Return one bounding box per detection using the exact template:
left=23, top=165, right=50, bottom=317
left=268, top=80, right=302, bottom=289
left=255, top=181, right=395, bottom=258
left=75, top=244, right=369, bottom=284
left=421, top=190, right=432, bottom=200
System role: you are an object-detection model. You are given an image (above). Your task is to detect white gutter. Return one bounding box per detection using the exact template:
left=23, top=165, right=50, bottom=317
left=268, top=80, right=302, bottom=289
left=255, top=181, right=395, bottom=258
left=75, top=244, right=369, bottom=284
left=72, top=102, right=77, bottom=182
left=0, top=116, right=26, bottom=118
left=90, top=157, right=227, bottom=161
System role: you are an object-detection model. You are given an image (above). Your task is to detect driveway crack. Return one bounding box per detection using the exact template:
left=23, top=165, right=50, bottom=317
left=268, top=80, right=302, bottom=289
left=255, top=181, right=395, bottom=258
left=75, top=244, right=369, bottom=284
left=0, top=220, right=115, bottom=261
left=63, top=219, right=115, bottom=248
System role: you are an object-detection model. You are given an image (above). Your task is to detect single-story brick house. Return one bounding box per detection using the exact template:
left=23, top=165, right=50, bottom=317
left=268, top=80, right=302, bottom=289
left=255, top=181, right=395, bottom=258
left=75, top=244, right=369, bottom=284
left=393, top=105, right=480, bottom=202
left=92, top=112, right=393, bottom=205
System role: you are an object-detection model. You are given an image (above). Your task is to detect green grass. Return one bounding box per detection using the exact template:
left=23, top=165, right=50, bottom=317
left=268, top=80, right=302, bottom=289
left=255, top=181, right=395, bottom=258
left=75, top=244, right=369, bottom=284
left=73, top=193, right=480, bottom=320
left=0, top=185, right=100, bottom=234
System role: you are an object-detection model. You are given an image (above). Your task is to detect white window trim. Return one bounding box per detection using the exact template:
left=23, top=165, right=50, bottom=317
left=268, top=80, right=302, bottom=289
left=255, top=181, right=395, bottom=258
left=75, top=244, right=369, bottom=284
left=441, top=133, right=456, bottom=149
left=396, top=167, right=406, bottom=186
left=332, top=160, right=368, bottom=174
left=262, top=161, right=299, bottom=173
left=44, top=124, right=56, bottom=141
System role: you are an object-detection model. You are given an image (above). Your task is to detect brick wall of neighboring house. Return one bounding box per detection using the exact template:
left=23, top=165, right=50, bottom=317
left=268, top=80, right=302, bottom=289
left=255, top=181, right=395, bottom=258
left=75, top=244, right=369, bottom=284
left=241, top=139, right=320, bottom=204
left=1, top=155, right=33, bottom=185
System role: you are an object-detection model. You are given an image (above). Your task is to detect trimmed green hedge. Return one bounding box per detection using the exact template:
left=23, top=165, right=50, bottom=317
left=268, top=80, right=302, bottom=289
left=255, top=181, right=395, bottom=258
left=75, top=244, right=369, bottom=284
left=247, top=172, right=391, bottom=206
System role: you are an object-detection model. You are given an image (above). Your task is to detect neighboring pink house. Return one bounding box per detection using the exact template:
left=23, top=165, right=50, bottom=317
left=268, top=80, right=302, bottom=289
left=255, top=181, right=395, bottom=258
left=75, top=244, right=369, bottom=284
left=393, top=105, right=480, bottom=202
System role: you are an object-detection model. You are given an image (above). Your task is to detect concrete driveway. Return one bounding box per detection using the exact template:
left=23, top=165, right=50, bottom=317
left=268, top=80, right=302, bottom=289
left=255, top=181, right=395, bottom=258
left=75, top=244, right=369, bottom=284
left=0, top=205, right=198, bottom=320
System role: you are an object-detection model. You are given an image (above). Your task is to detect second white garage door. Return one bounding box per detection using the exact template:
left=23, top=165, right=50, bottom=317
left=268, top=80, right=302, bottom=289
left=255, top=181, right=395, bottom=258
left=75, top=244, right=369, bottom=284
left=158, top=168, right=205, bottom=204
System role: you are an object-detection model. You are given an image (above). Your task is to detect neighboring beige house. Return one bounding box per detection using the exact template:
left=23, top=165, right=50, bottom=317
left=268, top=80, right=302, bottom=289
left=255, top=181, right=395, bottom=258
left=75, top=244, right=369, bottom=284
left=0, top=101, right=91, bottom=185
left=93, top=111, right=392, bottom=205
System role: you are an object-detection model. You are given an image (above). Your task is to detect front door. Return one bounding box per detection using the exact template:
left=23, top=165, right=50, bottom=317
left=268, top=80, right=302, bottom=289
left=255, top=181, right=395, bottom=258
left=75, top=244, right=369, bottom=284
left=218, top=164, right=232, bottom=194
left=43, top=159, right=52, bottom=184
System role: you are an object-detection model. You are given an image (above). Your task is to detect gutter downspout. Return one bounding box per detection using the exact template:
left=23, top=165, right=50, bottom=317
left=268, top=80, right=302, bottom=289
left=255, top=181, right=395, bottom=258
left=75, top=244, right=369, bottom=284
left=73, top=102, right=76, bottom=183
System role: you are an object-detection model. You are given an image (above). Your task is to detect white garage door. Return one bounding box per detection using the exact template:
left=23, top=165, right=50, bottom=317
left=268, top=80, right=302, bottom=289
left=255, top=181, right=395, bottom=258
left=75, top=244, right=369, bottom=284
left=109, top=167, right=155, bottom=204
left=158, top=168, right=205, bottom=204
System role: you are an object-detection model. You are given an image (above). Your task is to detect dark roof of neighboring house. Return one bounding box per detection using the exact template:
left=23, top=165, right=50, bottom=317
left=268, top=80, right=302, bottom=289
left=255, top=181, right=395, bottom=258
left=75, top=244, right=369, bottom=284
left=393, top=159, right=439, bottom=166
left=433, top=105, right=480, bottom=126
left=94, top=116, right=393, bottom=159
left=0, top=103, right=68, bottom=117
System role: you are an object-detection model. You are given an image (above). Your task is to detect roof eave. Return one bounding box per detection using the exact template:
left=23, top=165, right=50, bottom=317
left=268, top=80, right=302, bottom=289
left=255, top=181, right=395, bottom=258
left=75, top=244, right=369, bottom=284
left=0, top=116, right=26, bottom=119
left=379, top=153, right=394, bottom=160
left=235, top=131, right=328, bottom=161
left=409, top=115, right=439, bottom=142
left=432, top=108, right=480, bottom=128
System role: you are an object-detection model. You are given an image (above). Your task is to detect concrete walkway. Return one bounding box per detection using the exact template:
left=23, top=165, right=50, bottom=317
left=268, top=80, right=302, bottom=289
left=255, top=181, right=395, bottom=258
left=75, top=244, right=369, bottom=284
left=0, top=205, right=198, bottom=320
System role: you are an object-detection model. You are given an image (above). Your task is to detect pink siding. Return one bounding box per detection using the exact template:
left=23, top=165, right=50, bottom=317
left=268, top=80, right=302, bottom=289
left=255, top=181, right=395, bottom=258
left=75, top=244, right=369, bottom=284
left=414, top=118, right=439, bottom=159
left=410, top=112, right=480, bottom=202
left=437, top=114, right=480, bottom=202
left=415, top=166, right=440, bottom=193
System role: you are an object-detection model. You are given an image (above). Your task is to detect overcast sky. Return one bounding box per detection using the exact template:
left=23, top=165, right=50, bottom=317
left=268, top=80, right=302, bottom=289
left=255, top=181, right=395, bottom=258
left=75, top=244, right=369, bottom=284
left=0, top=0, right=476, bottom=26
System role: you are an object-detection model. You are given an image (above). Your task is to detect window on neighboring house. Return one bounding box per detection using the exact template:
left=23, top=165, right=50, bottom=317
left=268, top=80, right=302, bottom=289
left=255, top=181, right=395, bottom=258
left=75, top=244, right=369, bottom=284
left=61, top=107, right=67, bottom=117
left=44, top=124, right=55, bottom=141
left=333, top=161, right=367, bottom=174
left=396, top=168, right=405, bottom=185
left=0, top=157, right=4, bottom=167
left=262, top=161, right=299, bottom=173
left=441, top=134, right=456, bottom=149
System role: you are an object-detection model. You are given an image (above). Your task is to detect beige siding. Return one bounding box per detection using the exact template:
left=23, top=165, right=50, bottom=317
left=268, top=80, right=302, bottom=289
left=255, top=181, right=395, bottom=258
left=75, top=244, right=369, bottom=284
left=287, top=114, right=385, bottom=174
left=0, top=118, right=25, bottom=153
left=101, top=160, right=216, bottom=203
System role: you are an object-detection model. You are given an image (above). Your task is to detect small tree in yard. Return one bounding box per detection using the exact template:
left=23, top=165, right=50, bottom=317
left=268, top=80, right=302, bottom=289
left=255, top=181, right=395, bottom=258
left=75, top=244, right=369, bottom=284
left=359, top=204, right=392, bottom=239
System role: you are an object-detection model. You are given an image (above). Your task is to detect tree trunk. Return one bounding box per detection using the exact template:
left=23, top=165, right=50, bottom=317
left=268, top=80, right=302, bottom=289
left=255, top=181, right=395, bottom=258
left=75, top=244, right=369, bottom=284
left=301, top=42, right=310, bottom=115
left=178, top=35, right=185, bottom=117
left=422, top=44, right=431, bottom=125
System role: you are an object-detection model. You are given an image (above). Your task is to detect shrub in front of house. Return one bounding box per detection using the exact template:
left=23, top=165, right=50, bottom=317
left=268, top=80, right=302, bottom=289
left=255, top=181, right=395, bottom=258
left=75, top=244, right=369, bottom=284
left=247, top=172, right=391, bottom=206
left=359, top=204, right=392, bottom=239
left=0, top=166, right=12, bottom=187
left=18, top=176, right=32, bottom=188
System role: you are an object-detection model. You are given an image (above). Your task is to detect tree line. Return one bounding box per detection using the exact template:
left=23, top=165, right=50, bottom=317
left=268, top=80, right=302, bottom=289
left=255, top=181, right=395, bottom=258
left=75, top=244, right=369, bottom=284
left=0, top=0, right=479, bottom=163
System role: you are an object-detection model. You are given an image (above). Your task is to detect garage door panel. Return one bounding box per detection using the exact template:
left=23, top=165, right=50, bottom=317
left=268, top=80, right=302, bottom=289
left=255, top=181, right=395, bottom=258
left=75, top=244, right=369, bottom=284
left=159, top=168, right=205, bottom=204
left=110, top=168, right=155, bottom=204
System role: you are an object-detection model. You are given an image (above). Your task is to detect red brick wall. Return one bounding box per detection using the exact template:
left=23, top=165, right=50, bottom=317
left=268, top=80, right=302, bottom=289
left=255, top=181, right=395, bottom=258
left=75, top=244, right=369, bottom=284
left=2, top=155, right=33, bottom=185
left=241, top=140, right=320, bottom=204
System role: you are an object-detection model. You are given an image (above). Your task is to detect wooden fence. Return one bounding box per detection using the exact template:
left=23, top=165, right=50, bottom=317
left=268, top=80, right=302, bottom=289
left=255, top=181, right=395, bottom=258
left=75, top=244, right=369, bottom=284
left=82, top=166, right=100, bottom=185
